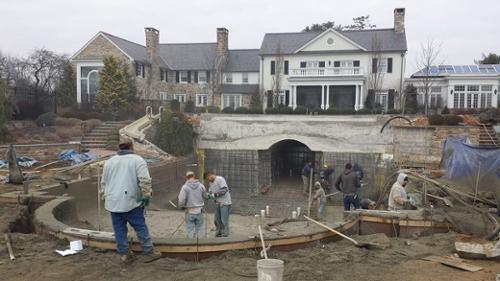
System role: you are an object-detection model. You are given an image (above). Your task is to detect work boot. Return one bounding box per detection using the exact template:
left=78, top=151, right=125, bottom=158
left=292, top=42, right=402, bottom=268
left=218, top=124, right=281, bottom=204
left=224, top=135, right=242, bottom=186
left=141, top=251, right=162, bottom=263
left=119, top=253, right=135, bottom=264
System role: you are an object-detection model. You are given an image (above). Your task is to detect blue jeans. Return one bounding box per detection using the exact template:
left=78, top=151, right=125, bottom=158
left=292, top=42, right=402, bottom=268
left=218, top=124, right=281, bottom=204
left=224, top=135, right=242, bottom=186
left=343, top=194, right=360, bottom=211
left=318, top=202, right=326, bottom=220
left=185, top=212, right=204, bottom=239
left=214, top=204, right=231, bottom=237
left=110, top=207, right=153, bottom=255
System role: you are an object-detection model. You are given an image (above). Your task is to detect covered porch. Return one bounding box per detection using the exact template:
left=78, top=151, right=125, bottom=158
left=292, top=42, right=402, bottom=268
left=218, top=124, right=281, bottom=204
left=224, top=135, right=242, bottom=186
left=287, top=82, right=365, bottom=110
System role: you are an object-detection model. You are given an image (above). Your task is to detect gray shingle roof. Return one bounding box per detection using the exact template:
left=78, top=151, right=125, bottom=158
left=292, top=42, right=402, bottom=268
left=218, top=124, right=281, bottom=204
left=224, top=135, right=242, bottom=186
left=101, top=32, right=169, bottom=68
left=220, top=84, right=259, bottom=94
left=159, top=43, right=217, bottom=71
left=225, top=49, right=260, bottom=72
left=259, top=28, right=407, bottom=55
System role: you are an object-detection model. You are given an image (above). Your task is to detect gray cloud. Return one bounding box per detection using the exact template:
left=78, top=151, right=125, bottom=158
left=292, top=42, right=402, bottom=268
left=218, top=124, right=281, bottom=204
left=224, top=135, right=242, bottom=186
left=1, top=0, right=498, bottom=74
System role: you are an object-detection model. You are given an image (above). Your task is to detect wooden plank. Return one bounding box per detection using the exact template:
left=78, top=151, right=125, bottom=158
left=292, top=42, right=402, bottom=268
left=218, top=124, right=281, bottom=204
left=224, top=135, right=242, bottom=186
left=422, top=255, right=483, bottom=272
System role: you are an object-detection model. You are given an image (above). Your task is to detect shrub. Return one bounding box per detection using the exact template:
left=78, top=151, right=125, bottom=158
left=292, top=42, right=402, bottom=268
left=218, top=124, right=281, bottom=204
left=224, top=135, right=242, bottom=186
left=36, top=112, right=58, bottom=127
left=356, top=108, right=372, bottom=115
left=309, top=107, right=324, bottom=115
left=428, top=114, right=446, bottom=126
left=85, top=119, right=102, bottom=132
left=56, top=125, right=83, bottom=140
left=207, top=106, right=220, bottom=113
left=195, top=107, right=207, bottom=114
left=221, top=107, right=234, bottom=113
left=293, top=106, right=308, bottom=115
left=265, top=107, right=279, bottom=114
left=478, top=109, right=496, bottom=124
left=443, top=114, right=463, bottom=126
left=325, top=107, right=356, bottom=115
left=170, top=100, right=180, bottom=112
left=279, top=106, right=294, bottom=114
left=441, top=106, right=450, bottom=114
left=386, top=109, right=401, bottom=115
left=55, top=117, right=82, bottom=127
left=184, top=100, right=195, bottom=113
left=234, top=107, right=249, bottom=114
left=248, top=107, right=263, bottom=114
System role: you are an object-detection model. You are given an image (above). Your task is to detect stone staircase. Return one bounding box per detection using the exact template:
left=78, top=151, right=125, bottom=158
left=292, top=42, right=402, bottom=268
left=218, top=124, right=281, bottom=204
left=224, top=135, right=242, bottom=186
left=81, top=121, right=130, bottom=150
left=478, top=124, right=499, bottom=147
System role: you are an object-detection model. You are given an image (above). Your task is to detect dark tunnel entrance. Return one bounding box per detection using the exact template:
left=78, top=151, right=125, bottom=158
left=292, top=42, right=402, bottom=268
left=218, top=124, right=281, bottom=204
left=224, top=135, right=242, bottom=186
left=270, top=140, right=316, bottom=187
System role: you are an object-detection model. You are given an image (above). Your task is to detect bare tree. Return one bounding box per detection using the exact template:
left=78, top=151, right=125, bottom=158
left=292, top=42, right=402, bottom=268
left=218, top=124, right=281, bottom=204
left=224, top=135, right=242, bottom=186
left=366, top=35, right=384, bottom=110
left=20, top=48, right=66, bottom=100
left=202, top=48, right=226, bottom=108
left=415, top=40, right=443, bottom=116
left=270, top=44, right=284, bottom=108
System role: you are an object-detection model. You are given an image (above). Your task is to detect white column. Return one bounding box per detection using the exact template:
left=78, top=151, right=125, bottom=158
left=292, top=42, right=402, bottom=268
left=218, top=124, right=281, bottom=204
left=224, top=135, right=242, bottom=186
left=321, top=85, right=325, bottom=109
left=76, top=64, right=82, bottom=104
left=354, top=84, right=359, bottom=110
left=292, top=86, right=297, bottom=109
left=359, top=84, right=364, bottom=109
left=288, top=88, right=293, bottom=107
left=326, top=85, right=330, bottom=109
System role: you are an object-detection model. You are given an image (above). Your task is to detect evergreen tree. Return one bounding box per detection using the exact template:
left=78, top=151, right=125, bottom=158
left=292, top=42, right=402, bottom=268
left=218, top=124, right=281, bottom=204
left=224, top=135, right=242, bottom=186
left=404, top=84, right=418, bottom=113
left=154, top=111, right=195, bottom=156
left=55, top=60, right=76, bottom=107
left=0, top=79, right=14, bottom=142
left=476, top=53, right=500, bottom=64
left=95, top=56, right=129, bottom=116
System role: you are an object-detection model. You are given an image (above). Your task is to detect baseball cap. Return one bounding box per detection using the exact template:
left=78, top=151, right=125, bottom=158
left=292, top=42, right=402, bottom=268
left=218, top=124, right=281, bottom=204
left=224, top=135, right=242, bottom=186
left=185, top=171, right=195, bottom=177
left=119, top=136, right=133, bottom=146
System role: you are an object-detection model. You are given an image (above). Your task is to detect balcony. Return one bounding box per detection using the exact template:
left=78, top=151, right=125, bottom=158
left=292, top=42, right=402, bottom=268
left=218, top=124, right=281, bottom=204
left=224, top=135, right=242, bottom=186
left=289, top=67, right=364, bottom=77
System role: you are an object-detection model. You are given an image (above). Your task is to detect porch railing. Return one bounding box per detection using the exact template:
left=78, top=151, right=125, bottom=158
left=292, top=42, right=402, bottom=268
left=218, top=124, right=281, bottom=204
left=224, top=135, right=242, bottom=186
left=289, top=67, right=363, bottom=77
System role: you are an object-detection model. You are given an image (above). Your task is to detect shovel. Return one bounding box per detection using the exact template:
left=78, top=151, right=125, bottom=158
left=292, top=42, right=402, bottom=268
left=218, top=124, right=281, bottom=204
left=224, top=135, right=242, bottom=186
left=304, top=216, right=376, bottom=248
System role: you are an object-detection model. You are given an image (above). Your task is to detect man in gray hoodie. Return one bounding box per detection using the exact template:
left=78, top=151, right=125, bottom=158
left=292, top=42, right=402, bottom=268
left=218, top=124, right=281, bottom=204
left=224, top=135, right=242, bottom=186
left=178, top=171, right=207, bottom=239
left=334, top=163, right=361, bottom=211
left=204, top=171, right=232, bottom=237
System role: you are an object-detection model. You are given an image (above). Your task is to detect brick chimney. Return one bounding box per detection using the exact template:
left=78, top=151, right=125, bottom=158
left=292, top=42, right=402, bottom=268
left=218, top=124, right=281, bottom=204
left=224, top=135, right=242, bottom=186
left=394, top=8, right=405, bottom=33
left=216, top=27, right=229, bottom=58
left=145, top=27, right=160, bottom=99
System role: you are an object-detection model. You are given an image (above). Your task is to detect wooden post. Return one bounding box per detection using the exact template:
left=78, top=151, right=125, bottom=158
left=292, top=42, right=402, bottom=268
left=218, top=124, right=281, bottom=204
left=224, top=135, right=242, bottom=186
left=307, top=167, right=314, bottom=219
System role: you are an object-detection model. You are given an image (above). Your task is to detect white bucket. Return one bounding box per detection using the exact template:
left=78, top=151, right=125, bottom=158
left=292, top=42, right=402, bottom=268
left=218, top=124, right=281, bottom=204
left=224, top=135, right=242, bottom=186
left=257, top=259, right=284, bottom=281
left=291, top=211, right=297, bottom=219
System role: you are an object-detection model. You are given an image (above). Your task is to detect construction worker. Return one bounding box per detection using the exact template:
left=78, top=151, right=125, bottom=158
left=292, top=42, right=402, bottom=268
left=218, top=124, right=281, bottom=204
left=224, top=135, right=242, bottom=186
left=178, top=171, right=207, bottom=239
left=100, top=137, right=161, bottom=263
left=313, top=181, right=327, bottom=220
left=360, top=198, right=376, bottom=210
left=334, top=163, right=361, bottom=210
left=388, top=173, right=413, bottom=210
left=319, top=163, right=334, bottom=193
left=204, top=171, right=232, bottom=237
left=302, top=161, right=313, bottom=194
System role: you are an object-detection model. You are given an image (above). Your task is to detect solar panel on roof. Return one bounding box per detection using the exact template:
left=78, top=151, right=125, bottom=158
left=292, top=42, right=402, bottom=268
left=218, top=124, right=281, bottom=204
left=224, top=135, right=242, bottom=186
left=453, top=66, right=462, bottom=73
left=462, top=65, right=471, bottom=73
left=470, top=65, right=479, bottom=73
left=494, top=65, right=500, bottom=73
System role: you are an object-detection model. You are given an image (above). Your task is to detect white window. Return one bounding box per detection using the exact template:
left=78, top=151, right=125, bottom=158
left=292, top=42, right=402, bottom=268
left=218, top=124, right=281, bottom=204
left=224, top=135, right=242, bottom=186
left=196, top=94, right=208, bottom=107
left=222, top=94, right=241, bottom=109
left=278, top=92, right=286, bottom=105
left=431, top=86, right=441, bottom=93
left=225, top=73, right=233, bottom=83
left=159, top=92, right=167, bottom=101
left=430, top=94, right=441, bottom=109
left=180, top=71, right=188, bottom=83
left=198, top=71, right=207, bottom=84
left=453, top=85, right=465, bottom=108
left=375, top=92, right=388, bottom=111
left=378, top=59, right=388, bottom=73
left=174, top=94, right=186, bottom=103
left=480, top=85, right=494, bottom=108
left=242, top=72, right=249, bottom=83
left=135, top=63, right=145, bottom=77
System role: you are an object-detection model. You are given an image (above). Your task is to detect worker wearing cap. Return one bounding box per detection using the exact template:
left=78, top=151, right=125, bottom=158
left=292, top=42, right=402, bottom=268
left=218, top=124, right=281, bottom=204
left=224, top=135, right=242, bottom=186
left=204, top=171, right=232, bottom=237
left=178, top=171, right=207, bottom=239
left=319, top=163, right=334, bottom=193
left=388, top=173, right=413, bottom=210
left=100, top=137, right=160, bottom=263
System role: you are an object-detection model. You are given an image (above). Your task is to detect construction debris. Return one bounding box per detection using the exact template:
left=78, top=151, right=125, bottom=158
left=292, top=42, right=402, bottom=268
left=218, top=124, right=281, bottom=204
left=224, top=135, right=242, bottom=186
left=422, top=255, right=483, bottom=272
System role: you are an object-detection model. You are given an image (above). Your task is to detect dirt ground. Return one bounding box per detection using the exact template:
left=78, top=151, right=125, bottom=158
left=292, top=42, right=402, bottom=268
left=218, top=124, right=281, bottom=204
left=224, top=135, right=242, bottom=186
left=0, top=203, right=499, bottom=281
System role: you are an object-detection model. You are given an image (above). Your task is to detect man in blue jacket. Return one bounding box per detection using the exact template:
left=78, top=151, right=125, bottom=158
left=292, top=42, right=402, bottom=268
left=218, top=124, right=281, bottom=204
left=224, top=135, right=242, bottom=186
left=101, top=137, right=161, bottom=263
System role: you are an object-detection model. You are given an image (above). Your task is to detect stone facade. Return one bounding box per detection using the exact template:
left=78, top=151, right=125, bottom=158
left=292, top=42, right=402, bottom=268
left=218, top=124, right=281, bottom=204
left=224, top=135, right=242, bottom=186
left=394, top=8, right=405, bottom=33
left=72, top=34, right=130, bottom=62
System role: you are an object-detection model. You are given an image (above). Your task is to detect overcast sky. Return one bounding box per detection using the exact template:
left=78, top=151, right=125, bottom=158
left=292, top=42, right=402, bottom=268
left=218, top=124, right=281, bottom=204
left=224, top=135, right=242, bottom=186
left=1, top=0, right=499, bottom=75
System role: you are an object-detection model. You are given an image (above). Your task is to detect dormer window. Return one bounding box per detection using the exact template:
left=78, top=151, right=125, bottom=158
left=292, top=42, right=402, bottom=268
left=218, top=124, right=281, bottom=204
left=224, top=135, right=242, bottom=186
left=135, top=63, right=145, bottom=78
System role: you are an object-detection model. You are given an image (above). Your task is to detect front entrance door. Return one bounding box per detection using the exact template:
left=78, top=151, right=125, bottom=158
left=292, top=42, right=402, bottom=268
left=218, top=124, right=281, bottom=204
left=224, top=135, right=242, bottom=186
left=330, top=85, right=356, bottom=109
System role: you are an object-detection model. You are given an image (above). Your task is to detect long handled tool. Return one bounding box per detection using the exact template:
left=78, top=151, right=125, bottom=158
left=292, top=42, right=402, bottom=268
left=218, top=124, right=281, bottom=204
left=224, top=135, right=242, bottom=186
left=96, top=167, right=102, bottom=231
left=325, top=192, right=339, bottom=198
left=4, top=234, right=15, bottom=260
left=258, top=225, right=268, bottom=259
left=304, top=215, right=376, bottom=248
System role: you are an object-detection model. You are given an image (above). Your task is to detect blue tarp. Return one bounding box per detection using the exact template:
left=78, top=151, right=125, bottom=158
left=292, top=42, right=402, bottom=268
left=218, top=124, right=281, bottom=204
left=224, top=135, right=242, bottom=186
left=440, top=137, right=500, bottom=192
left=0, top=156, right=38, bottom=168
left=58, top=149, right=97, bottom=165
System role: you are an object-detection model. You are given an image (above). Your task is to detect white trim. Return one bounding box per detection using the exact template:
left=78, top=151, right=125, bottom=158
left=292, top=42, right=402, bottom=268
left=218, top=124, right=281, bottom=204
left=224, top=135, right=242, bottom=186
left=70, top=32, right=134, bottom=62
left=294, top=28, right=367, bottom=53
left=221, top=94, right=242, bottom=109
left=76, top=61, right=104, bottom=104
left=196, top=94, right=208, bottom=107
left=174, top=94, right=187, bottom=103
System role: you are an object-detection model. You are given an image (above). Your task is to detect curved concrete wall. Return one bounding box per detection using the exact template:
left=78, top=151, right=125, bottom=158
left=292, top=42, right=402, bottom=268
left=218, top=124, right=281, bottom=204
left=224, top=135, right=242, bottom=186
left=198, top=114, right=393, bottom=153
